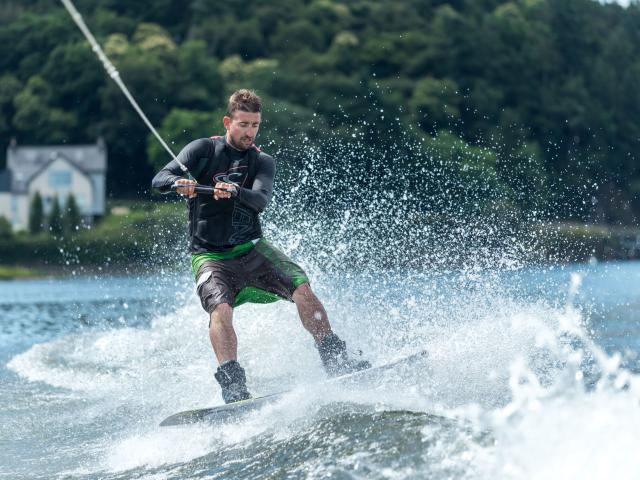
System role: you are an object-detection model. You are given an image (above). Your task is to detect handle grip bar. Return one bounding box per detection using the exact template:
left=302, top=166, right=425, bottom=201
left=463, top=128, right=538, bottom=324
left=170, top=183, right=235, bottom=195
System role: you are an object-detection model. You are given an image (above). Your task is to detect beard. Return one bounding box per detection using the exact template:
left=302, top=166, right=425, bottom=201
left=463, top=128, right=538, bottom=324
left=228, top=134, right=253, bottom=151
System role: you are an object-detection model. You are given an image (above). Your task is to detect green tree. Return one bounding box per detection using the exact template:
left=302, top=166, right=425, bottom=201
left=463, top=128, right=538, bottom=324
left=218, top=55, right=280, bottom=94
left=410, top=77, right=461, bottom=134
left=0, top=73, right=21, bottom=167
left=48, top=196, right=63, bottom=235
left=63, top=193, right=81, bottom=233
left=423, top=130, right=512, bottom=213
left=132, top=23, right=176, bottom=53
left=258, top=95, right=330, bottom=151
left=0, top=74, right=21, bottom=129
left=12, top=76, right=77, bottom=144
left=270, top=19, right=326, bottom=53
left=0, top=11, right=75, bottom=79
left=175, top=40, right=223, bottom=111
left=147, top=108, right=216, bottom=171
left=2, top=0, right=640, bottom=223
left=0, top=215, right=12, bottom=240
left=220, top=19, right=266, bottom=59
left=41, top=42, right=105, bottom=138
left=98, top=29, right=179, bottom=194
left=28, top=191, right=44, bottom=235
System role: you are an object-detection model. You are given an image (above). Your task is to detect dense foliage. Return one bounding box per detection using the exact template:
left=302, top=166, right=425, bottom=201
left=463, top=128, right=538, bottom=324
left=1, top=0, right=638, bottom=224
left=28, top=190, right=43, bottom=234
left=0, top=200, right=187, bottom=268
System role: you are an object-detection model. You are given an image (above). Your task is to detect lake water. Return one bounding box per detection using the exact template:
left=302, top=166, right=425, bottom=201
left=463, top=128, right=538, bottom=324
left=1, top=261, right=639, bottom=479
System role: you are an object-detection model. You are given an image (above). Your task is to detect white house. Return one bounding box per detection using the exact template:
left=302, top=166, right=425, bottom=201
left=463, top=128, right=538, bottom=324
left=0, top=138, right=107, bottom=231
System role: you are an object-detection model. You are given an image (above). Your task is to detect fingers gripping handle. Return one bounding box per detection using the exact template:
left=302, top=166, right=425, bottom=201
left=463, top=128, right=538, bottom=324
left=170, top=183, right=237, bottom=196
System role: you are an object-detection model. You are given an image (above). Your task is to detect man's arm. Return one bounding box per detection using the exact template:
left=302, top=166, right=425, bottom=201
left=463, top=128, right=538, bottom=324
left=235, top=153, right=275, bottom=212
left=151, top=138, right=212, bottom=193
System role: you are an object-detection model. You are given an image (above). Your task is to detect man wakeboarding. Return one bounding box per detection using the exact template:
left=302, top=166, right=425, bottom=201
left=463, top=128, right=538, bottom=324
left=152, top=89, right=370, bottom=404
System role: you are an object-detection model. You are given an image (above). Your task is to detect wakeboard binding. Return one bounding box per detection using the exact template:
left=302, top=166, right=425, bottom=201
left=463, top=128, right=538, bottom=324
left=214, top=360, right=252, bottom=404
left=317, top=333, right=371, bottom=376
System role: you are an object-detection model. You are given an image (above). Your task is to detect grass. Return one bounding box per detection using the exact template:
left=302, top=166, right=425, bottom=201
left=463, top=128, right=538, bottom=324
left=533, top=221, right=640, bottom=262
left=0, top=199, right=189, bottom=268
left=0, top=265, right=43, bottom=280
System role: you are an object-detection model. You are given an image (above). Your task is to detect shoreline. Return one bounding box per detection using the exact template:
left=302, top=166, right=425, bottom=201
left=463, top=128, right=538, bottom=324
left=1, top=253, right=638, bottom=282
left=2, top=211, right=638, bottom=280
left=0, top=261, right=189, bottom=281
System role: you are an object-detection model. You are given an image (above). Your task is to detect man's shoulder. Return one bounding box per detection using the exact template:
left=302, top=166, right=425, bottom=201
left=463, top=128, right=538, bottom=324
left=183, top=137, right=214, bottom=155
left=255, top=150, right=275, bottom=171
left=255, top=149, right=274, bottom=162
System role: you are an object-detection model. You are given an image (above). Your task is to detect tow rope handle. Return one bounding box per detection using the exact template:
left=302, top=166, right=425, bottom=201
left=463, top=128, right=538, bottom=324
left=170, top=183, right=237, bottom=196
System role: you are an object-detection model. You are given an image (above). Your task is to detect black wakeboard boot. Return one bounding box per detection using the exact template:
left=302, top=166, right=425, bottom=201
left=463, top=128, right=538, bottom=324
left=317, top=333, right=371, bottom=377
left=214, top=360, right=252, bottom=404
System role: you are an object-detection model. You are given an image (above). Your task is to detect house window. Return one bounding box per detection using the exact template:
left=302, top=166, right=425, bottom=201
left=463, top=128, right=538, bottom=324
left=49, top=170, right=71, bottom=187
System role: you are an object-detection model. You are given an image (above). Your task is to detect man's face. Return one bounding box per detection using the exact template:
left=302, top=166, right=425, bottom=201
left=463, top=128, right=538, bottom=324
left=223, top=111, right=261, bottom=150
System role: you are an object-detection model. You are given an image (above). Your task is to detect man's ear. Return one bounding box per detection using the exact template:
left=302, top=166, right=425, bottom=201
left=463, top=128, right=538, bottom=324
left=223, top=115, right=231, bottom=130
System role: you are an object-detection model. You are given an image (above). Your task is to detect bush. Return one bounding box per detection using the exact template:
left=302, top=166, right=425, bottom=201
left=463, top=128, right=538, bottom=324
left=28, top=191, right=44, bottom=234
left=48, top=196, right=63, bottom=235
left=63, top=193, right=81, bottom=233
left=0, top=215, right=12, bottom=239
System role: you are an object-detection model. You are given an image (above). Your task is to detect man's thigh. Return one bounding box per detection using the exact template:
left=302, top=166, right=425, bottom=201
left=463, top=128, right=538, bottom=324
left=196, top=260, right=240, bottom=314
left=241, top=240, right=309, bottom=302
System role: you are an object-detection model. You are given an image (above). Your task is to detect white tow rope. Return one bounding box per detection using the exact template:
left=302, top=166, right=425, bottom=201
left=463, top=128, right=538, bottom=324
left=59, top=0, right=190, bottom=174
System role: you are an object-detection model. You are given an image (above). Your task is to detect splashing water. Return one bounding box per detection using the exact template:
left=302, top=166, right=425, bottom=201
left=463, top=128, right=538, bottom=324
left=10, top=5, right=633, bottom=476
left=2, top=129, right=640, bottom=479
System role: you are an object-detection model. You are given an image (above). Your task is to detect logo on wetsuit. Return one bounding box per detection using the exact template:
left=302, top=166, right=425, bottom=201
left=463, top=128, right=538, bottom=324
left=214, top=165, right=246, bottom=186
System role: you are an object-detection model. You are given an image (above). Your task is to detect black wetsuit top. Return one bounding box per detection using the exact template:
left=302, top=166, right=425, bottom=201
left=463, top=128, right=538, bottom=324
left=151, top=136, right=275, bottom=253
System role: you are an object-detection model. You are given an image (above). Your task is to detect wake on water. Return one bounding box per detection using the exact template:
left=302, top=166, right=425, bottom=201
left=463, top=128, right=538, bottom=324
left=7, top=263, right=640, bottom=479
left=5, top=132, right=640, bottom=479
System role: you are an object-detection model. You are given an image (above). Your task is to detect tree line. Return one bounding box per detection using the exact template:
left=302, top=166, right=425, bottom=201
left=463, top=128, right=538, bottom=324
left=0, top=0, right=639, bottom=224
left=0, top=192, right=82, bottom=240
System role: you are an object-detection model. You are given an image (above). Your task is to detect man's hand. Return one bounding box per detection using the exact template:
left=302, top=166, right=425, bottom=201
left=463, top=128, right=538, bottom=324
left=174, top=179, right=197, bottom=198
left=214, top=182, right=238, bottom=200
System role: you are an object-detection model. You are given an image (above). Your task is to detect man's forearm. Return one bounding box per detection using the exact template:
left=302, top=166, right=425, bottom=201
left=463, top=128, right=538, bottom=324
left=151, top=138, right=213, bottom=193
left=151, top=163, right=184, bottom=193
left=236, top=187, right=271, bottom=212
left=235, top=154, right=275, bottom=212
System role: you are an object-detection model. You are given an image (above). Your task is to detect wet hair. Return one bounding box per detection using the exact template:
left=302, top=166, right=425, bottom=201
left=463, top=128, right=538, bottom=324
left=226, top=89, right=262, bottom=117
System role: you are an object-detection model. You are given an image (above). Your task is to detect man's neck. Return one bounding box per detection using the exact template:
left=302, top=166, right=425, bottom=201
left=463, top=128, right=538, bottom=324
left=225, top=134, right=247, bottom=152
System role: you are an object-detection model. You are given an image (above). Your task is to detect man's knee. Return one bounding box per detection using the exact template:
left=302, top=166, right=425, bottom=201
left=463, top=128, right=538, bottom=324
left=293, top=282, right=312, bottom=299
left=210, top=303, right=233, bottom=326
left=293, top=283, right=324, bottom=311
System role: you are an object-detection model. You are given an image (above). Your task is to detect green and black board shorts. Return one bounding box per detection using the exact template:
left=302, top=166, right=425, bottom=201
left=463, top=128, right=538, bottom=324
left=195, top=239, right=309, bottom=314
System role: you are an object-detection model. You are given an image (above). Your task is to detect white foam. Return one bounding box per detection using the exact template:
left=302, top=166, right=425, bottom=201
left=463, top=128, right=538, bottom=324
left=481, top=389, right=640, bottom=480
left=104, top=425, right=218, bottom=470
left=7, top=266, right=640, bottom=479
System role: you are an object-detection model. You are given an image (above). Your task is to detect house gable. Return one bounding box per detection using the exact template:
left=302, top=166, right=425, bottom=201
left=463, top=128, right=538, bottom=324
left=5, top=139, right=107, bottom=217
left=29, top=155, right=94, bottom=214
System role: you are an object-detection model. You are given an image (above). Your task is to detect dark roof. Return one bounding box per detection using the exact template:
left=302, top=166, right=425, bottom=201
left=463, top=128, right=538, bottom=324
left=6, top=141, right=106, bottom=193
left=0, top=170, right=10, bottom=192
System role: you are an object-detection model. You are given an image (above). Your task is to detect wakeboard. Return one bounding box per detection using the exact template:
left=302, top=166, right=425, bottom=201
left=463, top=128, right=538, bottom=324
left=160, top=349, right=428, bottom=427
